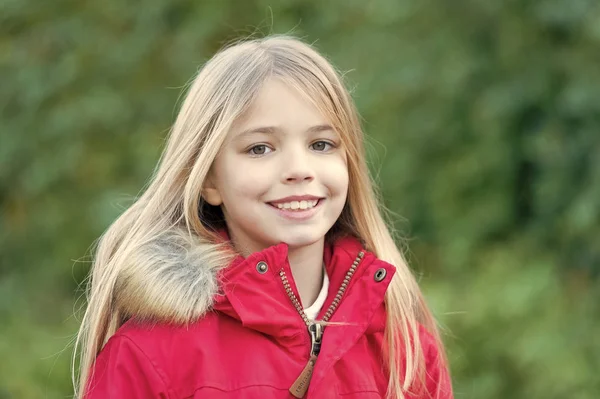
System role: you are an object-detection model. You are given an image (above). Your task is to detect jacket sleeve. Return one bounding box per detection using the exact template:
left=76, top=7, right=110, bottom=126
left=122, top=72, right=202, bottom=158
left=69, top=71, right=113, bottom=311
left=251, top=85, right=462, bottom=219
left=419, top=325, right=453, bottom=399
left=84, top=334, right=171, bottom=399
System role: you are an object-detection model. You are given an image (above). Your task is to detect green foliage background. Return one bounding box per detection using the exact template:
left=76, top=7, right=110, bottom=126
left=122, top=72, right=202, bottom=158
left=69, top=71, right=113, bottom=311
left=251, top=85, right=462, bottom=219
left=1, top=0, right=599, bottom=398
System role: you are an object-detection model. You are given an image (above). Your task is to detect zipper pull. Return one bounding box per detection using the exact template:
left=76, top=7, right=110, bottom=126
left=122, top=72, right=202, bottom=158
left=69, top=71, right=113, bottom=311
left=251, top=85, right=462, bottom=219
left=289, top=354, right=317, bottom=398
left=289, top=323, right=324, bottom=398
left=309, top=323, right=323, bottom=356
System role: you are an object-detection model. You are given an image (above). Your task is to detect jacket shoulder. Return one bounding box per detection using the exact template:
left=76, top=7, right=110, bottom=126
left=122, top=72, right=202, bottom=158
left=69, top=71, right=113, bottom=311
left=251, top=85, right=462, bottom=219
left=85, top=332, right=173, bottom=398
left=110, top=314, right=225, bottom=397
left=113, top=315, right=218, bottom=366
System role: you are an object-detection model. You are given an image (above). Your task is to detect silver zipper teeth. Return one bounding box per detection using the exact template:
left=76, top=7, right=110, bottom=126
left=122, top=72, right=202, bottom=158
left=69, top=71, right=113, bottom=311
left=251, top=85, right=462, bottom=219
left=279, top=251, right=365, bottom=325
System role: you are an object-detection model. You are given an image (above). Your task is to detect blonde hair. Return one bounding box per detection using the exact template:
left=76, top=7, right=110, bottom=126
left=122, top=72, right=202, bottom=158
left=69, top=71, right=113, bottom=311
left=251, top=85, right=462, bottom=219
left=73, top=35, right=448, bottom=398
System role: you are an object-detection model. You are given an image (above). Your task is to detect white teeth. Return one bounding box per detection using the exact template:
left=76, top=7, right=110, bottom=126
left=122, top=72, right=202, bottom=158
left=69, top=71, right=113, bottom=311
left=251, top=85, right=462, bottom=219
left=275, top=199, right=319, bottom=210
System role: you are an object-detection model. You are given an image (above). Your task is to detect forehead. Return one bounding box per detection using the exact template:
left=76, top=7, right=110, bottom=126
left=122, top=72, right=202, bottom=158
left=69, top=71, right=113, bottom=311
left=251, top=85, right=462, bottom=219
left=231, top=78, right=332, bottom=135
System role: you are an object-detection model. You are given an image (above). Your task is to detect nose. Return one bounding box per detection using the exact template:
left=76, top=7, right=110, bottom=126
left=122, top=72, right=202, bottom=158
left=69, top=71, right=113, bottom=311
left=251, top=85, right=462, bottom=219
left=281, top=148, right=314, bottom=184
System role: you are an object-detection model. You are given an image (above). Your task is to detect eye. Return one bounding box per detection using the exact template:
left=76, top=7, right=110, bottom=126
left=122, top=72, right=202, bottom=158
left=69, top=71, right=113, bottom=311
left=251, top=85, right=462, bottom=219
left=311, top=141, right=334, bottom=152
left=248, top=144, right=272, bottom=156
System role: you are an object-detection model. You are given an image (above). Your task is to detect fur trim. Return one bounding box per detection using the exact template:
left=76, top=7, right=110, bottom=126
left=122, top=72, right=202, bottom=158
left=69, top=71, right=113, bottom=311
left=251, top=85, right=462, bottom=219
left=114, top=229, right=229, bottom=324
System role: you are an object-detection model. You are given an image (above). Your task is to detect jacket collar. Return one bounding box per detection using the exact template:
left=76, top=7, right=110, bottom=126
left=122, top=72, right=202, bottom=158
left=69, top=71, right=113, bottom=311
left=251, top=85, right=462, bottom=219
left=213, top=232, right=396, bottom=340
left=117, top=227, right=395, bottom=342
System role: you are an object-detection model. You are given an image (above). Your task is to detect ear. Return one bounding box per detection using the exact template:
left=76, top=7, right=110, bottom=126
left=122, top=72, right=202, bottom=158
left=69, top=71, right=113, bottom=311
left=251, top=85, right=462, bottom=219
left=202, top=175, right=223, bottom=206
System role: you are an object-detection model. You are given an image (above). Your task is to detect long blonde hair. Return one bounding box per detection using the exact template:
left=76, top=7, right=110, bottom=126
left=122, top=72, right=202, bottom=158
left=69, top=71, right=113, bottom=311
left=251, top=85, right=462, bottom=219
left=73, top=35, right=448, bottom=398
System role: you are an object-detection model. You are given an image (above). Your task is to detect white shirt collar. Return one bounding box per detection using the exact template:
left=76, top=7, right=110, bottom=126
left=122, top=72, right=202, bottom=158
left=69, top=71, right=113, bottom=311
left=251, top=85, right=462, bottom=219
left=303, top=267, right=329, bottom=321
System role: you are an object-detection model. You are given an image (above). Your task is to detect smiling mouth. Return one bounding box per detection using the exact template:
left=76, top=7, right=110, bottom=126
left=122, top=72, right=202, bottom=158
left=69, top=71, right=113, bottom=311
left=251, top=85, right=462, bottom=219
left=268, top=198, right=323, bottom=211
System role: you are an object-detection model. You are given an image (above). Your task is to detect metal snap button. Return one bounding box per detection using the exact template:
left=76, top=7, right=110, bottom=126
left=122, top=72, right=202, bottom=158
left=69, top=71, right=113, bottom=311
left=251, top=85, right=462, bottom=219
left=374, top=268, right=387, bottom=282
left=256, top=261, right=268, bottom=274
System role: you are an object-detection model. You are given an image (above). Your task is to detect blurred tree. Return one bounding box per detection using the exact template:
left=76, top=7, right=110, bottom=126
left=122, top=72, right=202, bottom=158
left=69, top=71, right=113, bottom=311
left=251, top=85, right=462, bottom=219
left=1, top=0, right=598, bottom=397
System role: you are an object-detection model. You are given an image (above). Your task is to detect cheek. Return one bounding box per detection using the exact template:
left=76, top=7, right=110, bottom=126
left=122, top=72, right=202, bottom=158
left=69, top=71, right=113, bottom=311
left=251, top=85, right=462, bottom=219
left=322, top=157, right=349, bottom=196
left=220, top=159, right=272, bottom=199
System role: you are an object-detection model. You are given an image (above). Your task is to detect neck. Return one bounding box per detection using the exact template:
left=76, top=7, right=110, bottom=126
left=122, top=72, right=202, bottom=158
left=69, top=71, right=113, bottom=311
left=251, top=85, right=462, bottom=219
left=287, top=239, right=325, bottom=308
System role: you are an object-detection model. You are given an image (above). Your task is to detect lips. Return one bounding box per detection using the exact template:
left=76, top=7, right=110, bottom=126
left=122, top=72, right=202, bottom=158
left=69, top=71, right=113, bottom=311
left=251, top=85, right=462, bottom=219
left=272, top=199, right=319, bottom=210
left=269, top=195, right=323, bottom=204
left=267, top=195, right=325, bottom=214
left=267, top=197, right=324, bottom=221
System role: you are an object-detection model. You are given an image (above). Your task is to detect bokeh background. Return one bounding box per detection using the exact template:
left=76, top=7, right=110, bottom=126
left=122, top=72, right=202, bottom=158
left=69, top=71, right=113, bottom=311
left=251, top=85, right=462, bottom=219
left=2, top=0, right=599, bottom=398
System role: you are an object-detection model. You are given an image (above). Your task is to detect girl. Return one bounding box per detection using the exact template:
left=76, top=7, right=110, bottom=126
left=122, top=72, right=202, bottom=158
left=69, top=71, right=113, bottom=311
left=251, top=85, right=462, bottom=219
left=74, top=35, right=453, bottom=399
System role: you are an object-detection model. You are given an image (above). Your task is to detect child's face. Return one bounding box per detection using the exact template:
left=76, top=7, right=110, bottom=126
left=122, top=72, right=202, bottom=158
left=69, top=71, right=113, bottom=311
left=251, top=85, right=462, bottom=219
left=203, top=78, right=349, bottom=254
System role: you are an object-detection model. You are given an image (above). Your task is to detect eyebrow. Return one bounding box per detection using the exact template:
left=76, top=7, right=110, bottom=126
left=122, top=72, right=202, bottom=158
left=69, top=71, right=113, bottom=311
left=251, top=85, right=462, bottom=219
left=235, top=124, right=335, bottom=138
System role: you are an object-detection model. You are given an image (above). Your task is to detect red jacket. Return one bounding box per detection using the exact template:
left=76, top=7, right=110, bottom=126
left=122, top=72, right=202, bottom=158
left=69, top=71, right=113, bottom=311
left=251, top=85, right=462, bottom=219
left=84, top=236, right=452, bottom=398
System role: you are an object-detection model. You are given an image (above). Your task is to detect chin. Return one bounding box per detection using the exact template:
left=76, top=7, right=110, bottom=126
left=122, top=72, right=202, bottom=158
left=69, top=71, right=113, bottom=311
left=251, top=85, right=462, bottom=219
left=278, top=230, right=326, bottom=249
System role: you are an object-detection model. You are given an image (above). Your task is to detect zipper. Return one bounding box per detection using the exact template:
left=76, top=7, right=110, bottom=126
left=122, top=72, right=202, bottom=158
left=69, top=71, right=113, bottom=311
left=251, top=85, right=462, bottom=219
left=281, top=251, right=365, bottom=398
